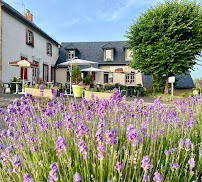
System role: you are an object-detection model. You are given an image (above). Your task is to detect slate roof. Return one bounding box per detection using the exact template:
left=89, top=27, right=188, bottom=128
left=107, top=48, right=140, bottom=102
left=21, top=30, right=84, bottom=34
left=175, top=73, right=195, bottom=89
left=0, top=0, right=60, bottom=46
left=56, top=41, right=131, bottom=66
left=57, top=41, right=195, bottom=89
left=141, top=72, right=195, bottom=89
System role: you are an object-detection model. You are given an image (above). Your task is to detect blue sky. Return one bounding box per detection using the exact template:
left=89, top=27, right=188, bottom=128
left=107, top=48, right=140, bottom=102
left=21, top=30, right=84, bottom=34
left=4, top=0, right=202, bottom=79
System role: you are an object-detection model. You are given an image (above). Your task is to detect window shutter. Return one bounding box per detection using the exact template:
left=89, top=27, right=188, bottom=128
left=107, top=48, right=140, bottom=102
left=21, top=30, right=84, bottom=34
left=47, top=65, right=49, bottom=82
left=51, top=44, right=52, bottom=56
left=43, top=64, right=44, bottom=81
left=46, top=43, right=48, bottom=54
left=24, top=68, right=28, bottom=79
left=32, top=32, right=34, bottom=48
left=26, top=29, right=28, bottom=45
left=21, top=67, right=23, bottom=79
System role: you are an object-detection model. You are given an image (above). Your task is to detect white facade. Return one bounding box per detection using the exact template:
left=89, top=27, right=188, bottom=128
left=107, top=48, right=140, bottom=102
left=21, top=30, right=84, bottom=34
left=1, top=10, right=59, bottom=83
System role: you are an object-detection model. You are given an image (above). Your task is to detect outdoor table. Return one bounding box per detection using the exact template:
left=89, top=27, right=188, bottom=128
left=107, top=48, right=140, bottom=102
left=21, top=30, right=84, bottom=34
left=127, top=85, right=137, bottom=97
left=126, top=85, right=144, bottom=97
left=12, top=82, right=21, bottom=94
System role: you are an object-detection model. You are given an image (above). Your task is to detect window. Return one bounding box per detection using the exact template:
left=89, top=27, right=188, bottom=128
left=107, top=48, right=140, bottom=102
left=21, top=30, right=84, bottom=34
left=125, top=72, right=135, bottom=84
left=67, top=50, right=75, bottom=60
left=51, top=66, right=56, bottom=82
left=33, top=61, right=39, bottom=84
left=26, top=29, right=34, bottom=47
left=43, top=64, right=49, bottom=82
left=20, top=56, right=28, bottom=80
left=104, top=72, right=113, bottom=83
left=104, top=49, right=113, bottom=61
left=125, top=48, right=132, bottom=61
left=47, top=42, right=52, bottom=56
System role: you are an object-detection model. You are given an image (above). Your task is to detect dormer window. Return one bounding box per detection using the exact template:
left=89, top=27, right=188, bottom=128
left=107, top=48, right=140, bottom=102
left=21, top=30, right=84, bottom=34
left=68, top=50, right=75, bottom=60
left=104, top=49, right=114, bottom=61
left=125, top=48, right=132, bottom=61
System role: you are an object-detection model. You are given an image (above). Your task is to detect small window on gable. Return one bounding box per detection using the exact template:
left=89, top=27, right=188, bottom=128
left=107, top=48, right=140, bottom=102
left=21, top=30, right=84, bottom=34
left=125, top=48, right=132, bottom=61
left=47, top=42, right=52, bottom=56
left=67, top=50, right=75, bottom=60
left=26, top=29, right=34, bottom=47
left=104, top=49, right=113, bottom=61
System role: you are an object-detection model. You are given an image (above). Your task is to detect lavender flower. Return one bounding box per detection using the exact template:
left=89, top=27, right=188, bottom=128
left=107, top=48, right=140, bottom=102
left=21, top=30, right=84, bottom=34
left=170, top=163, right=179, bottom=170
left=55, top=136, right=67, bottom=156
left=11, top=155, right=22, bottom=173
left=74, top=172, right=81, bottom=182
left=178, top=138, right=184, bottom=148
left=78, top=139, right=88, bottom=159
left=188, top=157, right=195, bottom=169
left=114, top=162, right=123, bottom=170
left=39, top=84, right=44, bottom=96
left=143, top=170, right=150, bottom=181
left=50, top=87, right=56, bottom=96
left=23, top=173, right=33, bottom=182
left=141, top=156, right=151, bottom=170
left=48, top=162, right=59, bottom=181
left=164, top=149, right=170, bottom=155
left=153, top=171, right=162, bottom=181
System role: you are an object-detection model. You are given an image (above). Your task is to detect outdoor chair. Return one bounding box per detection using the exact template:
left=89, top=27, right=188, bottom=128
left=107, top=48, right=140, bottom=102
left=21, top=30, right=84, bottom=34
left=135, top=86, right=144, bottom=97
left=2, top=83, right=11, bottom=94
left=120, top=85, right=128, bottom=97
left=54, top=82, right=63, bottom=96
left=64, top=83, right=70, bottom=94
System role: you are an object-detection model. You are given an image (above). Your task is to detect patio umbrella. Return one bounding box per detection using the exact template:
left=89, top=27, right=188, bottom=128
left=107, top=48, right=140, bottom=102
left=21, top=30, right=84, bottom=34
left=58, top=58, right=97, bottom=95
left=8, top=60, right=38, bottom=93
left=81, top=66, right=105, bottom=72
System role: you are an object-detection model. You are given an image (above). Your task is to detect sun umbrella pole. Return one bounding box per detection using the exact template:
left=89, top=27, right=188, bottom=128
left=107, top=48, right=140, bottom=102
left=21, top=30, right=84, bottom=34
left=70, top=62, right=72, bottom=95
left=22, top=67, right=25, bottom=93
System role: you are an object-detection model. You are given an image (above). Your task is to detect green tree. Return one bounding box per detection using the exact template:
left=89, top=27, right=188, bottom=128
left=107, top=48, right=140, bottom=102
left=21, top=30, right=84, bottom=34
left=71, top=64, right=83, bottom=84
left=84, top=72, right=94, bottom=85
left=126, top=0, right=202, bottom=94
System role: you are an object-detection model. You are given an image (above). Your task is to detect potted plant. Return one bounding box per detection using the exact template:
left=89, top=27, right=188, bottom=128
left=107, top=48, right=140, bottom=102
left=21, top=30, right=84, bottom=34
left=84, top=72, right=94, bottom=88
left=72, top=64, right=85, bottom=97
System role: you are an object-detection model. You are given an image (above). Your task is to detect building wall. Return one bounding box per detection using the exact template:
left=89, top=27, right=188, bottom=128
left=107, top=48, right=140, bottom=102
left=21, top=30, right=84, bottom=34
left=98, top=65, right=143, bottom=85
left=55, top=68, right=67, bottom=86
left=1, top=10, right=59, bottom=83
left=0, top=4, right=2, bottom=91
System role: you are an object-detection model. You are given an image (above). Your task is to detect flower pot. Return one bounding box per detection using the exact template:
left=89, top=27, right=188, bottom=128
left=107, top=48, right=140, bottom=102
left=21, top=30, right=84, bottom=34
left=72, top=85, right=85, bottom=97
left=193, top=90, right=199, bottom=95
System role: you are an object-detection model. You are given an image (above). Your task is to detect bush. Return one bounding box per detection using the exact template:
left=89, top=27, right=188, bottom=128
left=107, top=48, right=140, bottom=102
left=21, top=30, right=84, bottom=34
left=72, top=64, right=83, bottom=84
left=84, top=72, right=94, bottom=85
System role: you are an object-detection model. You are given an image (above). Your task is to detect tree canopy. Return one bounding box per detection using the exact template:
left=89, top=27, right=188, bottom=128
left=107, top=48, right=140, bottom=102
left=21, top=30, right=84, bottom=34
left=126, top=0, right=202, bottom=93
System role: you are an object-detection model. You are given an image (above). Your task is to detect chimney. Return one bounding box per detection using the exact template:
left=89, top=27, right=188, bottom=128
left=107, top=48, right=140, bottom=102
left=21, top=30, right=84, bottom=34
left=25, top=9, right=33, bottom=22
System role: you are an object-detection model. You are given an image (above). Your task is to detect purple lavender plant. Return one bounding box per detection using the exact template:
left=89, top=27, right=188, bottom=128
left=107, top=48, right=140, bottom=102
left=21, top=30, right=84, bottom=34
left=55, top=136, right=67, bottom=156
left=74, top=172, right=81, bottom=182
left=23, top=173, right=33, bottom=182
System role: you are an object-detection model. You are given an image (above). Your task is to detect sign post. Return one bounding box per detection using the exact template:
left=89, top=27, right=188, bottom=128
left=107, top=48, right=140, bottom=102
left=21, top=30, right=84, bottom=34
left=168, top=76, right=175, bottom=96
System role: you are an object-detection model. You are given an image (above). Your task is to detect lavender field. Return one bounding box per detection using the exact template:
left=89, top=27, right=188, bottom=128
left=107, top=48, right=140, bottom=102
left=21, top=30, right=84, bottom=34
left=0, top=88, right=201, bottom=182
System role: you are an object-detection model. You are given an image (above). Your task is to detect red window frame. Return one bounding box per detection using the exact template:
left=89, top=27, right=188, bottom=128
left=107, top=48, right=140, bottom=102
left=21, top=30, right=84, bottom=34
left=26, top=28, right=34, bottom=47
left=43, top=64, right=49, bottom=82
left=51, top=66, right=56, bottom=82
left=20, top=56, right=28, bottom=80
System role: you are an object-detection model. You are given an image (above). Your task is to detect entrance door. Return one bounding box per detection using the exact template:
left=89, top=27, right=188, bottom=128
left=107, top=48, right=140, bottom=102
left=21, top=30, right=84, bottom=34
left=20, top=56, right=28, bottom=80
left=104, top=73, right=109, bottom=83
